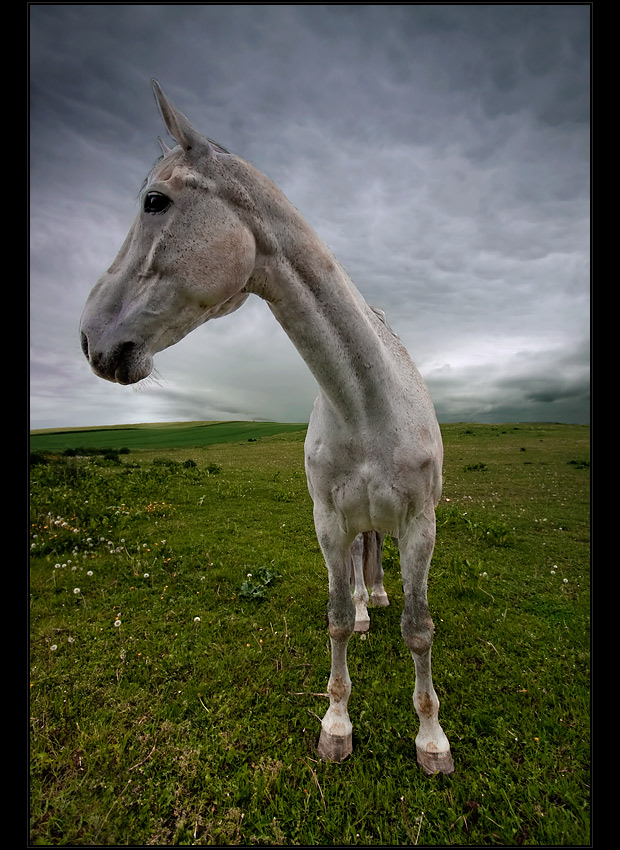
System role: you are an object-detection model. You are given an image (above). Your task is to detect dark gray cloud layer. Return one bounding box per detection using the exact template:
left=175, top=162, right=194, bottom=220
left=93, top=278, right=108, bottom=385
left=30, top=4, right=590, bottom=428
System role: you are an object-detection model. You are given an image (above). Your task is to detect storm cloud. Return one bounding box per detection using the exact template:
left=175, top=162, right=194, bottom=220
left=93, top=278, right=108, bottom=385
left=29, top=4, right=590, bottom=428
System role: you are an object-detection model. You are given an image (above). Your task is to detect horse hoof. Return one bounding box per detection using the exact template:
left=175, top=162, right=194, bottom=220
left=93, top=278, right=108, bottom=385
left=416, top=747, right=454, bottom=777
left=354, top=618, right=370, bottom=633
left=370, top=592, right=389, bottom=607
left=318, top=728, right=353, bottom=762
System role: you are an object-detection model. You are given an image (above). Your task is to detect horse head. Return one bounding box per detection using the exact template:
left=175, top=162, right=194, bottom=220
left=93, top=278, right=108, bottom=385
left=79, top=81, right=263, bottom=384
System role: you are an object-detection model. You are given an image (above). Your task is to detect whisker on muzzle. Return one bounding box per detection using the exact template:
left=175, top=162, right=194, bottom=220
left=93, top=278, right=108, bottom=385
left=131, top=368, right=166, bottom=392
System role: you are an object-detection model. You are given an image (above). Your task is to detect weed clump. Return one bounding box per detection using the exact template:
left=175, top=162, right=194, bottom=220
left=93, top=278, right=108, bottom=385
left=567, top=459, right=590, bottom=469
left=463, top=462, right=487, bottom=472
left=239, top=566, right=280, bottom=600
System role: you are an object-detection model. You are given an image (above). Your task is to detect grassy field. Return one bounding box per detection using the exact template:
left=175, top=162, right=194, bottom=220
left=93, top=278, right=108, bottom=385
left=30, top=420, right=308, bottom=453
left=29, top=422, right=590, bottom=845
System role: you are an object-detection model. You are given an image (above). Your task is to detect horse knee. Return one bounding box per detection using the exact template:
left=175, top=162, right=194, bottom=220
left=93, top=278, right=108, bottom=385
left=328, top=595, right=356, bottom=640
left=401, top=610, right=434, bottom=656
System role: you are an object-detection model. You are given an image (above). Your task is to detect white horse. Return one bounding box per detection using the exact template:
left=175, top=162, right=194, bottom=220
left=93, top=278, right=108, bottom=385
left=80, top=81, right=454, bottom=775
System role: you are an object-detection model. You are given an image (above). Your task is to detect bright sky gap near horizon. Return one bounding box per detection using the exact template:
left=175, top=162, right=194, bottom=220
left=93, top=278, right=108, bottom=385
left=29, top=4, right=590, bottom=430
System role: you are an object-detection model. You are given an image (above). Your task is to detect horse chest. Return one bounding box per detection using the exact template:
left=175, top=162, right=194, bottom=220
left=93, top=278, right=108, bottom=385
left=306, top=431, right=404, bottom=528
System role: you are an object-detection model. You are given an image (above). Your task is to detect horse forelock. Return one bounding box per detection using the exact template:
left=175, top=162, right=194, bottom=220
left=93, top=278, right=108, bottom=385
left=139, top=149, right=183, bottom=195
left=138, top=136, right=232, bottom=197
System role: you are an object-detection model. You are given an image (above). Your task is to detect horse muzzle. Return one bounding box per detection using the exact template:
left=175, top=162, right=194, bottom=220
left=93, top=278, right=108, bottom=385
left=80, top=331, right=153, bottom=385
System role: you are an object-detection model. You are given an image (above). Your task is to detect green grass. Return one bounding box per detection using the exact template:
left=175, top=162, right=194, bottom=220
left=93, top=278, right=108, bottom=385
left=29, top=422, right=590, bottom=845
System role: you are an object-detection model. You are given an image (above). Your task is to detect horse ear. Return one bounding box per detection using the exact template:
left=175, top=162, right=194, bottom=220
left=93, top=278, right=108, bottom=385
left=157, top=136, right=172, bottom=156
left=151, top=79, right=208, bottom=154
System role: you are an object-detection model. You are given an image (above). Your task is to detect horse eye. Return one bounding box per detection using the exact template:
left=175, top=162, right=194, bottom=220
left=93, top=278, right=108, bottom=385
left=144, top=191, right=171, bottom=214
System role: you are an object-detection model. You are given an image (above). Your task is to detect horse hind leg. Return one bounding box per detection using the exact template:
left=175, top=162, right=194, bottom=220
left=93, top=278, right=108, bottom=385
left=365, top=531, right=390, bottom=607
left=351, top=534, right=370, bottom=633
left=399, top=514, right=454, bottom=776
left=350, top=532, right=389, bottom=632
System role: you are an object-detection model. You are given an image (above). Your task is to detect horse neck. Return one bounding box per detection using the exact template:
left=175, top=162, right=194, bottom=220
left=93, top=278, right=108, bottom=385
left=245, top=185, right=394, bottom=424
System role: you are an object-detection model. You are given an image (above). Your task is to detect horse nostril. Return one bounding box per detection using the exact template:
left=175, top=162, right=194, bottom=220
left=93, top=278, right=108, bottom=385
left=115, top=340, right=136, bottom=366
left=80, top=331, right=145, bottom=383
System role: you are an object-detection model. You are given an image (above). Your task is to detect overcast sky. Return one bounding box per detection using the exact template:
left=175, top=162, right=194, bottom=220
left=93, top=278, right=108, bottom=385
left=29, top=4, right=590, bottom=430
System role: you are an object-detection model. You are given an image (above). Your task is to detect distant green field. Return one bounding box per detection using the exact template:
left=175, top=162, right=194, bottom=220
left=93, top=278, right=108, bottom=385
left=30, top=420, right=308, bottom=452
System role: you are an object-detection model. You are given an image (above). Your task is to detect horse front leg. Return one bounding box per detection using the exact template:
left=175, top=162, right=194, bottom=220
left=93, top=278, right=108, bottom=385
left=315, top=508, right=356, bottom=761
left=399, top=512, right=454, bottom=776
